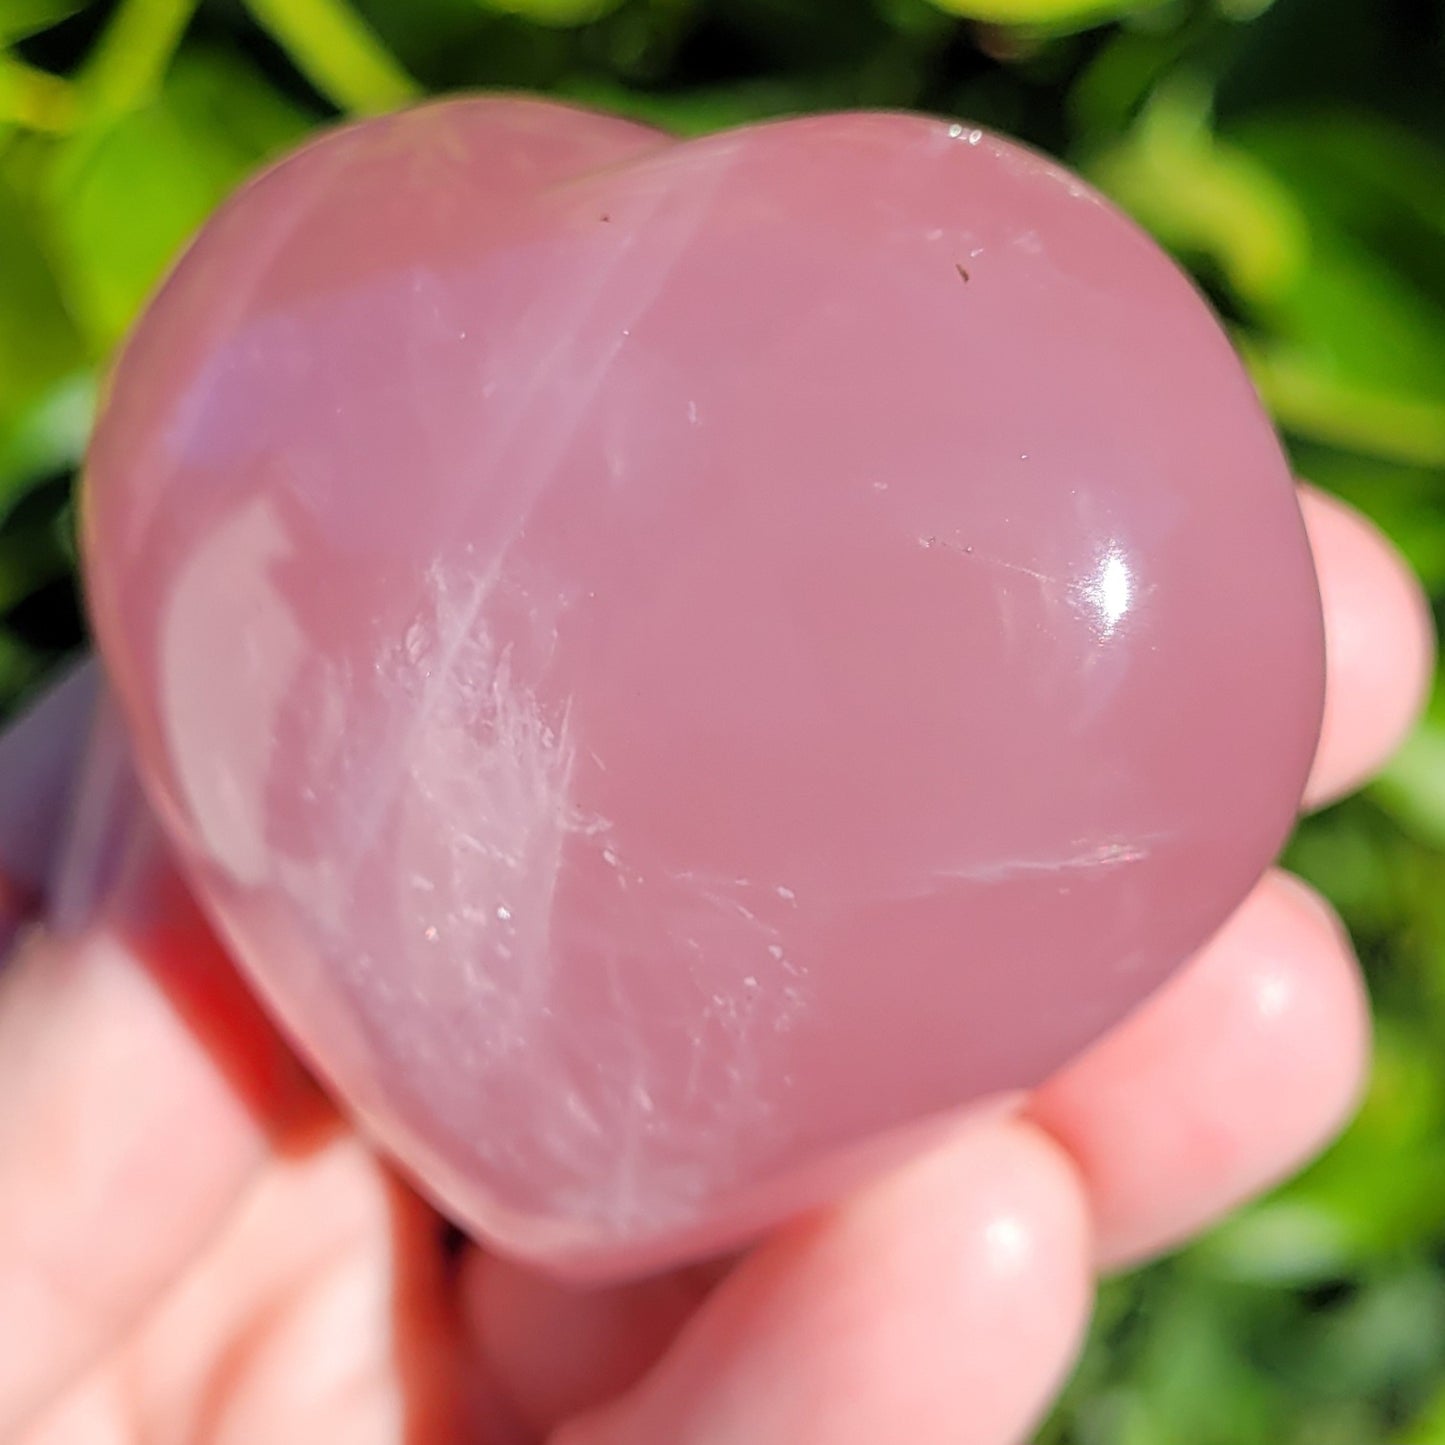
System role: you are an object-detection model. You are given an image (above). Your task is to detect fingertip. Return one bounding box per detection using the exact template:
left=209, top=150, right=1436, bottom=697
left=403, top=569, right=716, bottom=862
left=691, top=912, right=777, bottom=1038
left=561, top=1119, right=1093, bottom=1445
left=1302, top=486, right=1435, bottom=809
left=460, top=1247, right=713, bottom=1438
left=1029, top=869, right=1370, bottom=1270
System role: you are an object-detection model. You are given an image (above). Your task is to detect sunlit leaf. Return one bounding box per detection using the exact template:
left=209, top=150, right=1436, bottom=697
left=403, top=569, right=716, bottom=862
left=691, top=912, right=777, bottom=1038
left=1086, top=77, right=1311, bottom=306
left=924, top=0, right=1168, bottom=29
left=1233, top=112, right=1445, bottom=262
left=0, top=0, right=86, bottom=45
left=1223, top=111, right=1445, bottom=462
left=0, top=52, right=77, bottom=131
left=164, top=47, right=314, bottom=157
left=44, top=52, right=307, bottom=351
left=1373, top=720, right=1445, bottom=855
left=78, top=0, right=198, bottom=120
left=241, top=0, right=419, bottom=113
left=1245, top=341, right=1445, bottom=470
left=1399, top=1380, right=1445, bottom=1445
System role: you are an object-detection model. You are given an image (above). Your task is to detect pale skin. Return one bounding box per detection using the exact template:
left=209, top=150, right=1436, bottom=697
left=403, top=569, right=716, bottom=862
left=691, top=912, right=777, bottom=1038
left=0, top=485, right=1433, bottom=1445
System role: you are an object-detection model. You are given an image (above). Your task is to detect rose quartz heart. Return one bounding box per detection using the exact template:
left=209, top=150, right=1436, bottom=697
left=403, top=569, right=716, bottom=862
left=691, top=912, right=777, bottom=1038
left=82, top=98, right=1324, bottom=1279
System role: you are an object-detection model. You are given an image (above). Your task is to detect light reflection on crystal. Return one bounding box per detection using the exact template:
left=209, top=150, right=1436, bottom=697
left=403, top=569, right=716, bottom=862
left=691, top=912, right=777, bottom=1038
left=1078, top=544, right=1134, bottom=640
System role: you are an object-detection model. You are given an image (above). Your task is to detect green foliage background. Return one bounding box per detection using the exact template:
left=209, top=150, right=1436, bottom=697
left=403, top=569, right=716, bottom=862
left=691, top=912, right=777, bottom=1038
left=2, top=0, right=1443, bottom=1437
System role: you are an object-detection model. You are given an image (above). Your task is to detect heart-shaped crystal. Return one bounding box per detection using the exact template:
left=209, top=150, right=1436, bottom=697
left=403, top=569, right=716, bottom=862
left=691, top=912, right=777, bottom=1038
left=82, top=98, right=1324, bottom=1279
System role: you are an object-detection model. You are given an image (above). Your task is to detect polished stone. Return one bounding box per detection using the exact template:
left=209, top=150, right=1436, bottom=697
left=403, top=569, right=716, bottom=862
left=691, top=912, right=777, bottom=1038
left=82, top=98, right=1325, bottom=1279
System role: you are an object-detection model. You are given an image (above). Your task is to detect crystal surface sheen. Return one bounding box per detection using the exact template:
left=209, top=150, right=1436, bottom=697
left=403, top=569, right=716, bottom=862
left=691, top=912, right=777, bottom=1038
left=82, top=98, right=1325, bottom=1279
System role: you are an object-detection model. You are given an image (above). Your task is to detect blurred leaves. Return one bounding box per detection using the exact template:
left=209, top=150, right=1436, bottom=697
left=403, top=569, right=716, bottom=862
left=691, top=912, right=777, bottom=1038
left=0, top=0, right=1443, bottom=1438
left=43, top=52, right=293, bottom=346
left=79, top=0, right=195, bottom=120
left=0, top=50, right=77, bottom=127
left=1086, top=76, right=1311, bottom=305
left=1236, top=113, right=1445, bottom=466
left=1199, top=1018, right=1445, bottom=1280
left=475, top=0, right=626, bottom=28
left=241, top=0, right=418, bottom=112
left=0, top=173, right=81, bottom=419
left=922, top=0, right=1168, bottom=31
left=0, top=0, right=86, bottom=44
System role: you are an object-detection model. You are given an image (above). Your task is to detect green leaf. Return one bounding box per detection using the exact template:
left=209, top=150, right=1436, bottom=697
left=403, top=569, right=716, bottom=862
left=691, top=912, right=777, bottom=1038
left=1372, top=718, right=1445, bottom=855
left=78, top=0, right=198, bottom=121
left=1308, top=1274, right=1445, bottom=1408
left=559, top=71, right=896, bottom=134
left=1086, top=77, right=1312, bottom=307
left=0, top=0, right=86, bottom=45
left=1245, top=341, right=1445, bottom=470
left=1197, top=1024, right=1445, bottom=1280
left=472, top=0, right=624, bottom=27
left=1226, top=113, right=1445, bottom=460
left=43, top=52, right=310, bottom=351
left=163, top=47, right=315, bottom=157
left=1068, top=20, right=1197, bottom=141
left=0, top=52, right=78, bottom=131
left=1232, top=112, right=1445, bottom=274
left=44, top=108, right=238, bottom=349
left=1399, top=1379, right=1445, bottom=1444
left=1290, top=446, right=1445, bottom=593
left=924, top=0, right=1168, bottom=28
left=1186, top=1200, right=1360, bottom=1287
left=1094, top=89, right=1445, bottom=467
left=0, top=168, right=82, bottom=420
left=0, top=372, right=93, bottom=506
left=241, top=0, right=419, bottom=113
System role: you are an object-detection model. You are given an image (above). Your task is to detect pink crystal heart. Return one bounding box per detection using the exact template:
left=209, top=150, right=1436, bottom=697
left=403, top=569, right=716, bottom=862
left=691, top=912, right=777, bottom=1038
left=82, top=98, right=1324, bottom=1279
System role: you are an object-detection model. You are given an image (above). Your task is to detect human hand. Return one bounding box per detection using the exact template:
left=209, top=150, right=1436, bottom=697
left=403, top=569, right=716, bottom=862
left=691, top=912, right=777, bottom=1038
left=0, top=484, right=1431, bottom=1445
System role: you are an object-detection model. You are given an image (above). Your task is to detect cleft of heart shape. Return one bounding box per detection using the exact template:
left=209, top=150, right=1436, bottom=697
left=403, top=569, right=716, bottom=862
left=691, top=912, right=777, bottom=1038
left=81, top=97, right=1324, bottom=1280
